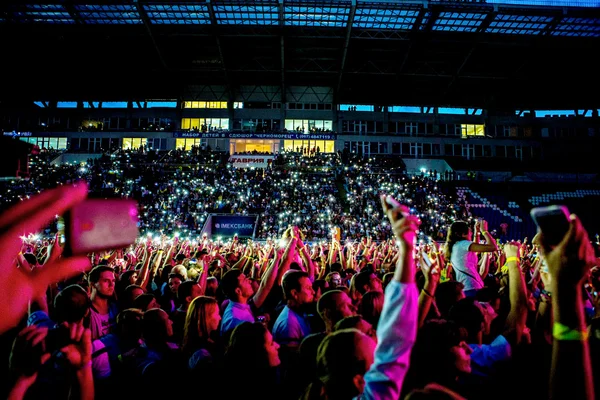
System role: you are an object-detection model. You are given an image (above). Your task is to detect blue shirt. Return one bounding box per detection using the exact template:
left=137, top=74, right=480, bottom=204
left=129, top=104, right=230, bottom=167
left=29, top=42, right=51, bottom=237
left=469, top=334, right=512, bottom=377
left=272, top=305, right=312, bottom=346
left=220, top=300, right=255, bottom=335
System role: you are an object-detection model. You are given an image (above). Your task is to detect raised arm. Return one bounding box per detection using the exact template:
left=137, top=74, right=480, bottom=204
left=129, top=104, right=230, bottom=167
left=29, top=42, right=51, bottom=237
left=542, top=215, right=595, bottom=400
left=502, top=242, right=528, bottom=345
left=252, top=247, right=281, bottom=309
left=469, top=219, right=498, bottom=253
left=361, top=195, right=420, bottom=400
left=276, top=236, right=298, bottom=286
left=296, top=232, right=316, bottom=281
left=0, top=183, right=91, bottom=335
left=136, top=248, right=159, bottom=289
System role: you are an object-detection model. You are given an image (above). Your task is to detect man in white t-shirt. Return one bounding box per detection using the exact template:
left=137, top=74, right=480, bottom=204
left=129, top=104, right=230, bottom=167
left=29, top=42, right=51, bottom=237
left=88, top=265, right=119, bottom=340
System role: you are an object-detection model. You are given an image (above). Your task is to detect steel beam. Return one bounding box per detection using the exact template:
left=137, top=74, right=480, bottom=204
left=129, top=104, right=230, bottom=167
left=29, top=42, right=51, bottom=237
left=336, top=0, right=356, bottom=97
left=208, top=0, right=233, bottom=102
left=442, top=46, right=476, bottom=97
left=136, top=1, right=168, bottom=70
left=279, top=0, right=286, bottom=105
left=64, top=1, right=85, bottom=25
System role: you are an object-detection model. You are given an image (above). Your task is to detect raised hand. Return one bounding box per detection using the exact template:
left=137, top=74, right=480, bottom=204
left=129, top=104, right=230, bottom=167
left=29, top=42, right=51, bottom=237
left=59, top=322, right=92, bottom=371
left=380, top=194, right=421, bottom=284
left=8, top=325, right=52, bottom=398
left=480, top=219, right=489, bottom=232
left=540, top=214, right=596, bottom=288
left=380, top=194, right=420, bottom=249
left=0, top=183, right=91, bottom=335
left=503, top=241, right=521, bottom=259
left=419, top=251, right=440, bottom=289
left=10, top=325, right=51, bottom=377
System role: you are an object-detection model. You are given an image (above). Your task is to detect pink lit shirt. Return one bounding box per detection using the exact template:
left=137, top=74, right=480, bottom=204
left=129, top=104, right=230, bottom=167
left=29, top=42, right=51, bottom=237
left=360, top=280, right=418, bottom=400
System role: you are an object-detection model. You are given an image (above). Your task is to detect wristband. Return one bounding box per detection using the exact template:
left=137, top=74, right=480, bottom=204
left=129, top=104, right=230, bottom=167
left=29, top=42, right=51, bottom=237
left=422, top=288, right=434, bottom=298
left=553, top=322, right=588, bottom=341
left=500, top=260, right=519, bottom=274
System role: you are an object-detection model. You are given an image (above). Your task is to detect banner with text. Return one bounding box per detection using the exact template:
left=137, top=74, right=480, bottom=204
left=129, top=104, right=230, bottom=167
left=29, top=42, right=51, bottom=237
left=228, top=155, right=274, bottom=169
left=211, top=215, right=257, bottom=238
left=174, top=132, right=337, bottom=140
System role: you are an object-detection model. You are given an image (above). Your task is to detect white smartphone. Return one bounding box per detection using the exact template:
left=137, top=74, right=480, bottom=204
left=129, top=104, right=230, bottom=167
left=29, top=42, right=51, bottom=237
left=421, top=251, right=433, bottom=268
left=385, top=195, right=402, bottom=208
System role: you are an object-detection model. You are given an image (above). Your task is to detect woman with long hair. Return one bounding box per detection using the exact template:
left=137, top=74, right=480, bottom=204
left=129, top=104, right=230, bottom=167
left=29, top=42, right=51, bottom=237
left=222, top=322, right=282, bottom=399
left=444, top=219, right=497, bottom=298
left=357, top=290, right=384, bottom=331
left=182, top=296, right=222, bottom=373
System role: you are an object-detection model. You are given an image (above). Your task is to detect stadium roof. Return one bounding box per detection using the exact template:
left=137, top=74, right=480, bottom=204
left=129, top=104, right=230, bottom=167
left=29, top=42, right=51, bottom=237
left=1, top=0, right=599, bottom=109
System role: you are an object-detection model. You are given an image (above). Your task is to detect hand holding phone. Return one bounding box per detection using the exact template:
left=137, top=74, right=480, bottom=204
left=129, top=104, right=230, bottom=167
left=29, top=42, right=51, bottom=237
left=385, top=195, right=402, bottom=209
left=380, top=194, right=420, bottom=247
left=421, top=250, right=433, bottom=268
left=63, top=199, right=139, bottom=256
left=530, top=205, right=570, bottom=248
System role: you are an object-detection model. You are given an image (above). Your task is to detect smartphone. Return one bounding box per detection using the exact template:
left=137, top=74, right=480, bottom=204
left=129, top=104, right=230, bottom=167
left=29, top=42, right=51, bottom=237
left=385, top=195, right=402, bottom=208
left=530, top=205, right=570, bottom=248
left=421, top=251, right=433, bottom=268
left=56, top=217, right=66, bottom=244
left=63, top=199, right=139, bottom=256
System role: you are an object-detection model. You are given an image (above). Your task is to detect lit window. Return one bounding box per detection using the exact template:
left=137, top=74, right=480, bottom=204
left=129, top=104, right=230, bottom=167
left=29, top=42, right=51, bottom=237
left=461, top=124, right=485, bottom=138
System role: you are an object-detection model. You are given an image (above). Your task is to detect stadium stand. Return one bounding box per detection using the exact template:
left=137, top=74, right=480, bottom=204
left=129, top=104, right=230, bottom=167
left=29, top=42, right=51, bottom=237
left=0, top=2, right=600, bottom=400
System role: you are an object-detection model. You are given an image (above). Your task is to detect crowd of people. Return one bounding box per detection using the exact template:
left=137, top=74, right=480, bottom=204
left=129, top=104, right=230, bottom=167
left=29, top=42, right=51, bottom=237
left=1, top=148, right=467, bottom=244
left=0, top=147, right=598, bottom=400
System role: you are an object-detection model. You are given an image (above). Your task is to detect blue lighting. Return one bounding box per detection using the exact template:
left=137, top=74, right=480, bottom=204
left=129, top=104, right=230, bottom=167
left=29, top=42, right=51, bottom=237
left=468, top=109, right=484, bottom=115
left=439, top=108, right=467, bottom=115
left=340, top=104, right=374, bottom=111
left=551, top=17, right=600, bottom=37
left=101, top=102, right=129, bottom=109
left=388, top=106, right=422, bottom=113
left=535, top=110, right=576, bottom=117
left=75, top=4, right=142, bottom=25
left=147, top=101, right=178, bottom=108
left=486, top=14, right=553, bottom=35
left=215, top=5, right=279, bottom=25
left=433, top=12, right=487, bottom=33
left=353, top=7, right=419, bottom=30
left=284, top=6, right=349, bottom=27
left=56, top=102, right=78, bottom=109
left=488, top=0, right=600, bottom=7
left=144, top=4, right=210, bottom=25
left=16, top=4, right=74, bottom=24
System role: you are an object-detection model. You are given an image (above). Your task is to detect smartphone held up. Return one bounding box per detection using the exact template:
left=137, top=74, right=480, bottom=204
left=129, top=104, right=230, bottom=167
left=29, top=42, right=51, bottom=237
left=63, top=199, right=139, bottom=256
left=530, top=205, right=570, bottom=248
left=384, top=194, right=410, bottom=219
